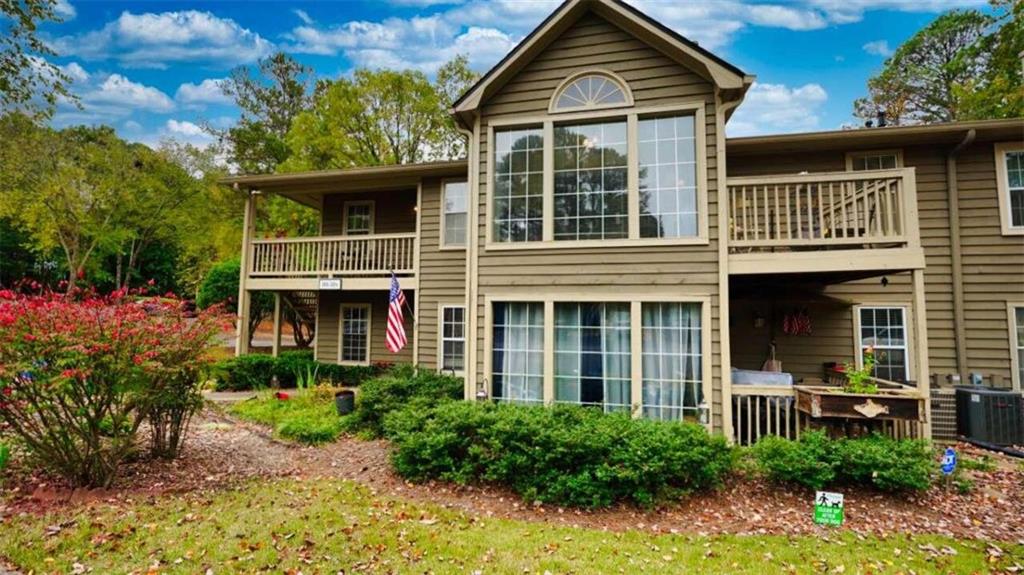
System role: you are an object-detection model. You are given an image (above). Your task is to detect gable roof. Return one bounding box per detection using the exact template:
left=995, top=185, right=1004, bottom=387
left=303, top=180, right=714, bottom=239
left=452, top=0, right=753, bottom=127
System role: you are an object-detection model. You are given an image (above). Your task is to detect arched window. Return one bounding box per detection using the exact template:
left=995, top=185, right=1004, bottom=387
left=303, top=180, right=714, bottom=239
left=549, top=70, right=633, bottom=113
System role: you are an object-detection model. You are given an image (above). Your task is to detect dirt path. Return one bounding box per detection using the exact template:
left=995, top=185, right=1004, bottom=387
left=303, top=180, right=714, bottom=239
left=4, top=408, right=1024, bottom=544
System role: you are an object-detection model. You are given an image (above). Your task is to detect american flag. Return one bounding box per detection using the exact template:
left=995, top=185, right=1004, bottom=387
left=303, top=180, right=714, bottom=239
left=385, top=273, right=408, bottom=353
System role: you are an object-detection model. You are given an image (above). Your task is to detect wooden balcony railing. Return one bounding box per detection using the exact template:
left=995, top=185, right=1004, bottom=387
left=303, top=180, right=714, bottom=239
left=248, top=233, right=416, bottom=277
left=726, top=168, right=917, bottom=252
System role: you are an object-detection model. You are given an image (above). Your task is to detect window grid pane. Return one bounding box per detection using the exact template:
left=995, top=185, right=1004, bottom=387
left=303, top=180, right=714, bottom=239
left=341, top=306, right=369, bottom=363
left=641, top=302, right=703, bottom=422
left=553, top=121, right=628, bottom=240
left=443, top=182, right=468, bottom=246
left=492, top=302, right=544, bottom=404
left=494, top=128, right=544, bottom=242
left=638, top=115, right=698, bottom=238
left=554, top=75, right=627, bottom=111
left=346, top=204, right=372, bottom=235
left=1006, top=151, right=1024, bottom=228
left=1015, top=307, right=1024, bottom=386
left=859, top=306, right=909, bottom=382
left=441, top=306, right=466, bottom=372
left=553, top=302, right=631, bottom=413
left=852, top=153, right=898, bottom=172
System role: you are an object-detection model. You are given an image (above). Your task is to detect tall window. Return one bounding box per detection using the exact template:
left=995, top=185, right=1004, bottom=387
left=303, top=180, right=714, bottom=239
left=340, top=304, right=370, bottom=364
left=554, top=302, right=631, bottom=412
left=1002, top=148, right=1024, bottom=229
left=1014, top=306, right=1024, bottom=389
left=849, top=152, right=899, bottom=171
left=638, top=115, right=698, bottom=238
left=492, top=302, right=544, bottom=403
left=641, top=302, right=702, bottom=421
left=859, top=306, right=908, bottom=382
left=553, top=121, right=628, bottom=240
left=442, top=181, right=468, bottom=247
left=493, top=128, right=544, bottom=242
left=441, top=306, right=465, bottom=373
left=344, top=202, right=373, bottom=235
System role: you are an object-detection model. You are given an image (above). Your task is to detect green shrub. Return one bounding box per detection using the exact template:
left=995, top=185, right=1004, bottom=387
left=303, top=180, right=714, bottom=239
left=211, top=354, right=277, bottom=391
left=212, top=351, right=384, bottom=391
left=751, top=431, right=933, bottom=492
left=276, top=417, right=344, bottom=445
left=386, top=402, right=734, bottom=509
left=749, top=431, right=836, bottom=490
left=0, top=442, right=9, bottom=474
left=346, top=365, right=463, bottom=438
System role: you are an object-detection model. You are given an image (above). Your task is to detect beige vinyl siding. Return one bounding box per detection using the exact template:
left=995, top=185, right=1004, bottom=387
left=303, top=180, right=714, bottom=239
left=728, top=137, right=1024, bottom=387
left=473, top=10, right=726, bottom=428
left=315, top=290, right=413, bottom=366
left=958, top=141, right=1024, bottom=387
left=321, top=189, right=417, bottom=235
left=417, top=177, right=467, bottom=371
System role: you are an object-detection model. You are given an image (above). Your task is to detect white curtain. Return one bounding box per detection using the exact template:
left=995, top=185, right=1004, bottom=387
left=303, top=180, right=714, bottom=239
left=642, top=302, right=702, bottom=421
left=493, top=302, right=544, bottom=403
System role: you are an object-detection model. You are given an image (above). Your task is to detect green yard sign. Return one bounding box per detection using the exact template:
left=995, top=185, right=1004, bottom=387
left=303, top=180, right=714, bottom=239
left=814, top=491, right=844, bottom=526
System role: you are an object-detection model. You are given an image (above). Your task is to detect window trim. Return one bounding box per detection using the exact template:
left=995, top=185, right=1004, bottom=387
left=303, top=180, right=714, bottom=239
left=440, top=179, right=469, bottom=250
left=438, top=303, right=466, bottom=377
left=852, top=303, right=915, bottom=383
left=548, top=68, right=634, bottom=114
left=482, top=292, right=713, bottom=427
left=844, top=149, right=904, bottom=171
left=485, top=101, right=709, bottom=250
left=342, top=200, right=375, bottom=235
left=1009, top=302, right=1024, bottom=391
left=994, top=142, right=1024, bottom=236
left=338, top=303, right=372, bottom=366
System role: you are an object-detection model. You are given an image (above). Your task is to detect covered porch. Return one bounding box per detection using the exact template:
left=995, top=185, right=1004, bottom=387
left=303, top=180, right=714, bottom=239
left=726, top=270, right=931, bottom=444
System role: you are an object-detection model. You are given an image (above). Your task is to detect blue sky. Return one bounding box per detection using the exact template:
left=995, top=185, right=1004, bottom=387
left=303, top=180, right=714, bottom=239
left=39, top=0, right=985, bottom=148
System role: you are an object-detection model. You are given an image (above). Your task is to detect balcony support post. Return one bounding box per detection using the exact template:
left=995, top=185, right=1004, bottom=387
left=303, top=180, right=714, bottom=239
left=912, top=267, right=932, bottom=439
left=235, top=188, right=256, bottom=357
left=271, top=292, right=282, bottom=358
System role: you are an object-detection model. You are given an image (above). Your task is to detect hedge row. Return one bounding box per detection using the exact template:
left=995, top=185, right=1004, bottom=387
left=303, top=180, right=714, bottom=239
left=211, top=350, right=385, bottom=391
left=750, top=430, right=933, bottom=492
left=342, top=365, right=464, bottom=438
left=383, top=401, right=735, bottom=509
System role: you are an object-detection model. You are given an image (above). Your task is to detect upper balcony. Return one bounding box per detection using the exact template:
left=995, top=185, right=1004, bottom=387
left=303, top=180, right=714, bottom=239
left=246, top=233, right=417, bottom=291
left=725, top=168, right=925, bottom=275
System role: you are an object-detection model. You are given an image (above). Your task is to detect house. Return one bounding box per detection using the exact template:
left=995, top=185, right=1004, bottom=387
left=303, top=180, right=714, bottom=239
left=222, top=0, right=1024, bottom=444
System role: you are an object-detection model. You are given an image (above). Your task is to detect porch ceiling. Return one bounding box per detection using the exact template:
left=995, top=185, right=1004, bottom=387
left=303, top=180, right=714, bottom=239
left=730, top=269, right=904, bottom=299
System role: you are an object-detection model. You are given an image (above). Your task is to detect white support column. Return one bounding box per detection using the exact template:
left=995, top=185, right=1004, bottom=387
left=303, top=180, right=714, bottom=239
left=271, top=292, right=282, bottom=358
left=235, top=189, right=256, bottom=356
left=912, top=268, right=932, bottom=439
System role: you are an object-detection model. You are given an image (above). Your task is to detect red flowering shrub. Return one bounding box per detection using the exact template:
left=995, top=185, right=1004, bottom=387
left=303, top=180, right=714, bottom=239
left=0, top=287, right=226, bottom=487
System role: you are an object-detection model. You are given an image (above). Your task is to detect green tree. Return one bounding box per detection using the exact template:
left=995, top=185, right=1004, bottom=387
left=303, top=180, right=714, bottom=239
left=282, top=67, right=447, bottom=171
left=0, top=0, right=76, bottom=118
left=435, top=55, right=481, bottom=159
left=955, top=0, right=1023, bottom=120
left=854, top=6, right=1018, bottom=124
left=196, top=257, right=272, bottom=346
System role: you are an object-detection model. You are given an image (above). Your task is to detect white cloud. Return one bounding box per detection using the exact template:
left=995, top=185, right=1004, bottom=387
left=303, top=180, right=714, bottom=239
left=123, top=120, right=142, bottom=132
left=50, top=10, right=274, bottom=69
left=54, top=0, right=76, bottom=21
left=293, top=9, right=313, bottom=25
left=804, top=0, right=986, bottom=24
left=862, top=40, right=893, bottom=57
left=165, top=119, right=208, bottom=138
left=85, top=74, right=175, bottom=112
left=728, top=82, right=829, bottom=136
left=60, top=62, right=90, bottom=83
left=175, top=78, right=231, bottom=106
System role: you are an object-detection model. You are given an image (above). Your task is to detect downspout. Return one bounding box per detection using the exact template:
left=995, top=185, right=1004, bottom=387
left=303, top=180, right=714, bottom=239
left=946, top=129, right=976, bottom=384
left=717, top=92, right=743, bottom=441
left=455, top=118, right=478, bottom=401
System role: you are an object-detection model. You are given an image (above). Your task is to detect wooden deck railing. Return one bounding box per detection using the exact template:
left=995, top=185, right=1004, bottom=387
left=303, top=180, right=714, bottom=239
left=249, top=233, right=416, bottom=277
left=726, top=168, right=916, bottom=251
left=731, top=385, right=798, bottom=445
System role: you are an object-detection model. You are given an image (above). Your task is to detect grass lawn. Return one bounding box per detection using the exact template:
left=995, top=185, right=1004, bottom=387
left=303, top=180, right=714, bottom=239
left=2, top=479, right=1020, bottom=574
left=229, top=390, right=344, bottom=444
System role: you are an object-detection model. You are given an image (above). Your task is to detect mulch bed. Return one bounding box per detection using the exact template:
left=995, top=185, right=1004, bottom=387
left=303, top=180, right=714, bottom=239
left=2, top=408, right=1023, bottom=544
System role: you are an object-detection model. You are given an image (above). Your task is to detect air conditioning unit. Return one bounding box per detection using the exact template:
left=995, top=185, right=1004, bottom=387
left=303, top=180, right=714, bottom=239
left=955, top=386, right=1024, bottom=446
